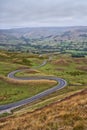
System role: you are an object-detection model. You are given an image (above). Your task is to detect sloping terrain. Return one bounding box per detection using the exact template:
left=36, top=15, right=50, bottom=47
left=0, top=89, right=87, bottom=130
left=0, top=26, right=87, bottom=52
left=0, top=51, right=87, bottom=130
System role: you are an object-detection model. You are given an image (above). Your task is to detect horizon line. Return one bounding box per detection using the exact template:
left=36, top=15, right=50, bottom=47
left=0, top=25, right=87, bottom=30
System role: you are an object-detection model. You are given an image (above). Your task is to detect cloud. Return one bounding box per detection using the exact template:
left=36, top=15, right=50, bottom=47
left=0, top=0, right=87, bottom=28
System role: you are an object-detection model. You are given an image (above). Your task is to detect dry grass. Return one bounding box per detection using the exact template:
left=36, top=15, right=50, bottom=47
left=0, top=75, right=56, bottom=85
left=0, top=75, right=5, bottom=80
left=24, top=69, right=40, bottom=74
left=53, top=59, right=69, bottom=66
left=77, top=66, right=87, bottom=71
left=0, top=89, right=87, bottom=130
left=7, top=79, right=57, bottom=85
left=73, top=58, right=87, bottom=64
left=0, top=53, right=10, bottom=58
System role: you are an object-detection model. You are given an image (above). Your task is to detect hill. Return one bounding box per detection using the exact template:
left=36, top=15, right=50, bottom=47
left=0, top=26, right=87, bottom=52
left=0, top=51, right=87, bottom=129
left=0, top=89, right=87, bottom=130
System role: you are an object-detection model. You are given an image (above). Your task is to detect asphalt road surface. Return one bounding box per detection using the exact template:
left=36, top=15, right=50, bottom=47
left=0, top=58, right=67, bottom=114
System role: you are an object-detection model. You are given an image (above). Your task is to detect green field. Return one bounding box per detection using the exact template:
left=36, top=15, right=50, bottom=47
left=0, top=79, right=57, bottom=105
left=17, top=53, right=87, bottom=85
left=0, top=51, right=56, bottom=105
left=0, top=51, right=87, bottom=110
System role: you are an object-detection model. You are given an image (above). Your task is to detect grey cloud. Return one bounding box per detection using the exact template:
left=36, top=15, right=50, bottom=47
left=0, top=0, right=87, bottom=28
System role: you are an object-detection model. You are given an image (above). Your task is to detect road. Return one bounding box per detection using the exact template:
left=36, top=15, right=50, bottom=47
left=0, top=57, right=67, bottom=114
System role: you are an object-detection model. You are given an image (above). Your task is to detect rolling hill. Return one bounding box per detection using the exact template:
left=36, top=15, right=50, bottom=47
left=0, top=26, right=87, bottom=52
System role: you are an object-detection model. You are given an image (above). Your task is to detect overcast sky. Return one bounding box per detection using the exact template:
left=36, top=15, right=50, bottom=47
left=0, top=0, right=87, bottom=29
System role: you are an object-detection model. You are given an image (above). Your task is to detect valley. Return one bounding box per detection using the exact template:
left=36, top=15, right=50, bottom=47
left=0, top=27, right=87, bottom=54
left=0, top=27, right=87, bottom=130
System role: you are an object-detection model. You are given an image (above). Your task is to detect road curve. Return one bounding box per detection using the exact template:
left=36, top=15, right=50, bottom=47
left=0, top=58, right=67, bottom=113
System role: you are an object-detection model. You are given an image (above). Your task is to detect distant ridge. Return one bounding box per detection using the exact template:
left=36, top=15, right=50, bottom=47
left=0, top=26, right=87, bottom=52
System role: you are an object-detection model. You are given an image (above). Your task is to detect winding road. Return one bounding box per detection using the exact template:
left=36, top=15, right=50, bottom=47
left=0, top=57, right=67, bottom=114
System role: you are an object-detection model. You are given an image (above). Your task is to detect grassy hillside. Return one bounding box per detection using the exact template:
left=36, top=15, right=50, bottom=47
left=0, top=89, right=87, bottom=130
left=0, top=51, right=87, bottom=117
left=16, top=53, right=87, bottom=85
left=0, top=51, right=56, bottom=105
left=12, top=54, right=87, bottom=113
left=0, top=78, right=56, bottom=105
